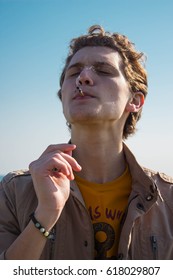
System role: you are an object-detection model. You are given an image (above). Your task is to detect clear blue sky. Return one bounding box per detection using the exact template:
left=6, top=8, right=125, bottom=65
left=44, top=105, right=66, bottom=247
left=0, top=0, right=173, bottom=176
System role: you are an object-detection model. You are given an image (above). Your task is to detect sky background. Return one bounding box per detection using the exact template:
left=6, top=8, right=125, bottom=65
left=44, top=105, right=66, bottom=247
left=0, top=0, right=173, bottom=177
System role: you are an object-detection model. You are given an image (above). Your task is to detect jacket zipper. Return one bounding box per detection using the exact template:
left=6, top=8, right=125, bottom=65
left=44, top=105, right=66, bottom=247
left=120, top=194, right=139, bottom=231
left=150, top=235, right=158, bottom=260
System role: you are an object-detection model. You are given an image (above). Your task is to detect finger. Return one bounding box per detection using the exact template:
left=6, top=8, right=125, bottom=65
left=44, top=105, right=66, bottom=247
left=59, top=152, right=82, bottom=172
left=51, top=153, right=75, bottom=180
left=30, top=153, right=72, bottom=179
left=50, top=152, right=82, bottom=180
left=42, top=144, right=76, bottom=157
left=51, top=168, right=74, bottom=181
left=49, top=157, right=72, bottom=179
left=41, top=148, right=82, bottom=173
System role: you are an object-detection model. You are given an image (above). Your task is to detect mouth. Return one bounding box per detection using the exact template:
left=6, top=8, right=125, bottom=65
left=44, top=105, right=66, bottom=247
left=73, top=91, right=95, bottom=100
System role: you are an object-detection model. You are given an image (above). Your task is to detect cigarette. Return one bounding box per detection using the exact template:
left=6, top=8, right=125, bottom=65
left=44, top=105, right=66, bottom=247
left=77, top=86, right=84, bottom=96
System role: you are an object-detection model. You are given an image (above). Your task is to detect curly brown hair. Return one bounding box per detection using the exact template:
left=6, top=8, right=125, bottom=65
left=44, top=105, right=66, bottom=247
left=58, top=25, right=147, bottom=139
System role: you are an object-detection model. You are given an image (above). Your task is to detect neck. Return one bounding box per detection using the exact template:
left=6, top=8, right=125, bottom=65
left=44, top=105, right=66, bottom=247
left=71, top=123, right=126, bottom=183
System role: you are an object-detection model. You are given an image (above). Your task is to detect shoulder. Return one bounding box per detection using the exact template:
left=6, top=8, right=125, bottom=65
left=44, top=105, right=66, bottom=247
left=157, top=172, right=173, bottom=184
left=2, top=169, right=30, bottom=182
left=142, top=167, right=173, bottom=210
left=0, top=169, right=35, bottom=204
left=0, top=170, right=37, bottom=231
left=142, top=167, right=173, bottom=185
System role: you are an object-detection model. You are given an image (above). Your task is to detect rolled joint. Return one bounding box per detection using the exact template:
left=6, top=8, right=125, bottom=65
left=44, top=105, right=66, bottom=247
left=77, top=86, right=84, bottom=96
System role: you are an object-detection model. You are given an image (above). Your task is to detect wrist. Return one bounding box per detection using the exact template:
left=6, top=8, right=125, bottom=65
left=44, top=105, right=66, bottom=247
left=34, top=207, right=62, bottom=231
left=30, top=213, right=55, bottom=240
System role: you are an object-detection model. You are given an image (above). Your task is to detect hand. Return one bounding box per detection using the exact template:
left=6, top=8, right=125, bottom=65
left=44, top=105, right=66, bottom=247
left=29, top=144, right=81, bottom=220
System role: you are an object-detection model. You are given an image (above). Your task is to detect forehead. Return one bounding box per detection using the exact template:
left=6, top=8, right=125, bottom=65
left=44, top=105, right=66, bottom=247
left=68, top=46, right=123, bottom=68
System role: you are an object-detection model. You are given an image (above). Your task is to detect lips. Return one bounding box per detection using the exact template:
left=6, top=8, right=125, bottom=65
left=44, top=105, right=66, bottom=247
left=73, top=90, right=95, bottom=100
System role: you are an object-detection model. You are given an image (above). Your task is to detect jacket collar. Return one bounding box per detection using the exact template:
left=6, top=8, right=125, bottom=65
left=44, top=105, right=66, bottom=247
left=123, top=142, right=159, bottom=211
left=70, top=140, right=159, bottom=211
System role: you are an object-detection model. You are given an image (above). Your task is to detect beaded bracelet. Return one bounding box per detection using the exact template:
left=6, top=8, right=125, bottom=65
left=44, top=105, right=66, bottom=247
left=30, top=213, right=54, bottom=240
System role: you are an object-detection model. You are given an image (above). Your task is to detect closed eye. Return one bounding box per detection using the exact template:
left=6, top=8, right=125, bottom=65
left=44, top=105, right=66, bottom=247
left=69, top=71, right=80, bottom=77
left=94, top=64, right=119, bottom=76
left=66, top=69, right=81, bottom=77
left=94, top=67, right=114, bottom=76
left=96, top=69, right=111, bottom=75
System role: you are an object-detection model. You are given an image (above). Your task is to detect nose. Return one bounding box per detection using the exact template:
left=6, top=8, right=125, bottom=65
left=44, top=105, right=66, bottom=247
left=76, top=67, right=94, bottom=87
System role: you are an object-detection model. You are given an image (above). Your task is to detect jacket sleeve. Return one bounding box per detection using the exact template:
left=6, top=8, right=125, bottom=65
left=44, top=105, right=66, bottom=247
left=0, top=176, right=21, bottom=259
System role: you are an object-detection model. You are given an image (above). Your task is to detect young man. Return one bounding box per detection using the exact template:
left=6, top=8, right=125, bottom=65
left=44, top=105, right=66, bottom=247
left=0, top=25, right=173, bottom=260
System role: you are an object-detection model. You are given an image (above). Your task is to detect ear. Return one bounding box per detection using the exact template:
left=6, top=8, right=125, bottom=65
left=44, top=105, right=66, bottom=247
left=125, top=92, right=145, bottom=113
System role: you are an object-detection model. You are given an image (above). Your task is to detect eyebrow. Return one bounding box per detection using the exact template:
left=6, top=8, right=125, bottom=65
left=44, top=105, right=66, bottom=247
left=67, top=61, right=119, bottom=72
left=67, top=62, right=84, bottom=71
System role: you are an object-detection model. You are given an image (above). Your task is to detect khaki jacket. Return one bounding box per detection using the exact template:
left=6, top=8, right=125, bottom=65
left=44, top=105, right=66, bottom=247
left=0, top=144, right=173, bottom=260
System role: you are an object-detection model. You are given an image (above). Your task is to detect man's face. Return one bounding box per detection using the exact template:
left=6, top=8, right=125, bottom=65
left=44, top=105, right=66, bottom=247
left=61, top=46, right=132, bottom=128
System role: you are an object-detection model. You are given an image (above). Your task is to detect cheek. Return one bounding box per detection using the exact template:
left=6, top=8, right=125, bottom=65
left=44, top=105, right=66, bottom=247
left=61, top=90, right=66, bottom=103
left=104, top=81, right=131, bottom=113
left=109, top=79, right=131, bottom=101
left=61, top=79, right=75, bottom=97
left=61, top=82, right=66, bottom=96
left=61, top=82, right=69, bottom=102
left=61, top=82, right=72, bottom=116
left=104, top=82, right=122, bottom=102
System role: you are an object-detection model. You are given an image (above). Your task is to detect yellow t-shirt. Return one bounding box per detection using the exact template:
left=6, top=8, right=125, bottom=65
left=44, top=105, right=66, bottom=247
left=75, top=166, right=132, bottom=259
